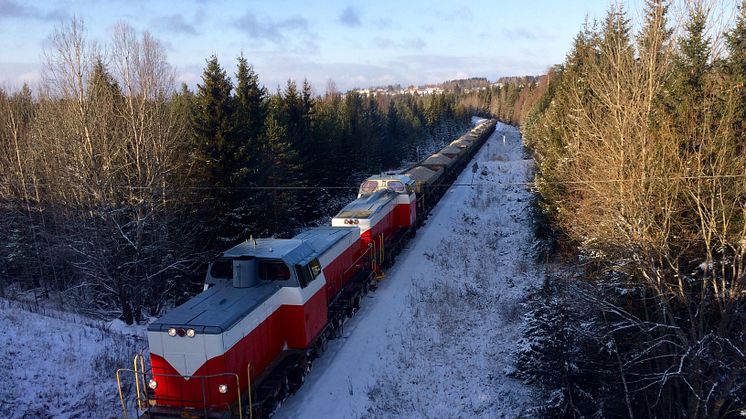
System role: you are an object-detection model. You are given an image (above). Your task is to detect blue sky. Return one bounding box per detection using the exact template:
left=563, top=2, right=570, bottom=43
left=0, top=0, right=636, bottom=92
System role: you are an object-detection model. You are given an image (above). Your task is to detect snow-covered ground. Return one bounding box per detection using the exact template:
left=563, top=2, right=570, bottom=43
left=0, top=299, right=144, bottom=418
left=276, top=122, right=539, bottom=418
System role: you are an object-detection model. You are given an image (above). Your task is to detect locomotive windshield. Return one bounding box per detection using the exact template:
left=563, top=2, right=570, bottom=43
left=210, top=258, right=233, bottom=279
left=258, top=260, right=291, bottom=281
left=359, top=180, right=378, bottom=195
left=387, top=181, right=405, bottom=192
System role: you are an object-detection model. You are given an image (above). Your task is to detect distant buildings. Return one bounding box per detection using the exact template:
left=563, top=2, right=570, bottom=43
left=349, top=76, right=537, bottom=97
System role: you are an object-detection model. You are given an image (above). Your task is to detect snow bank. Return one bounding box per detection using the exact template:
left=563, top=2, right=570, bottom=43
left=276, top=123, right=539, bottom=418
left=0, top=299, right=145, bottom=418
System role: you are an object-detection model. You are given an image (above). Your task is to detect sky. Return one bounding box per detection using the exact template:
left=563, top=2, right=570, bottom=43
left=0, top=0, right=641, bottom=92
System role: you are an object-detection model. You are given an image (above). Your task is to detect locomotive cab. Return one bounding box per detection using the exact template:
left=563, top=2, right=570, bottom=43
left=358, top=174, right=415, bottom=198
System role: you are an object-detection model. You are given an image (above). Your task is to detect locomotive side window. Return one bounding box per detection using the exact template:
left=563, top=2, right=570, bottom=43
left=309, top=259, right=322, bottom=278
left=360, top=180, right=378, bottom=195
left=295, top=259, right=321, bottom=288
left=295, top=265, right=312, bottom=288
left=258, top=261, right=291, bottom=281
left=210, top=258, right=233, bottom=279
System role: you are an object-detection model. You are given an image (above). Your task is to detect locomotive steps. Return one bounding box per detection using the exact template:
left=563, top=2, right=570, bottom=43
left=277, top=122, right=539, bottom=418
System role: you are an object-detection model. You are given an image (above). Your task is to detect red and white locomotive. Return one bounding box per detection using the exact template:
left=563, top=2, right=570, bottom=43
left=119, top=120, right=496, bottom=418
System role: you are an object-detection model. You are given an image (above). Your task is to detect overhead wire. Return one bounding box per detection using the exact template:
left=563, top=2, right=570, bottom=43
left=3, top=173, right=746, bottom=192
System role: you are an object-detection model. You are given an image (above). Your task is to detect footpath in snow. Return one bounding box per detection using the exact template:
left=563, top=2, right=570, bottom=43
left=276, top=123, right=539, bottom=418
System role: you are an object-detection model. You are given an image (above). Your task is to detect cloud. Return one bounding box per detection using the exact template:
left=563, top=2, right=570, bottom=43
left=440, top=6, right=471, bottom=21
left=501, top=27, right=540, bottom=41
left=373, top=17, right=395, bottom=29
left=338, top=6, right=361, bottom=27
left=374, top=37, right=426, bottom=51
left=0, top=0, right=66, bottom=21
left=150, top=14, right=198, bottom=35
left=233, top=11, right=316, bottom=50
left=0, top=62, right=42, bottom=89
left=449, top=6, right=474, bottom=20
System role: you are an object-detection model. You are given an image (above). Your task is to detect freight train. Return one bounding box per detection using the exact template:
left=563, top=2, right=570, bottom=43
left=116, top=119, right=497, bottom=419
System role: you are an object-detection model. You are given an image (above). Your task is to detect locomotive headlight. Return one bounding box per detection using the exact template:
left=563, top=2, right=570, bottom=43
left=167, top=328, right=176, bottom=337
left=186, top=328, right=195, bottom=338
left=148, top=379, right=158, bottom=390
left=218, top=384, right=228, bottom=394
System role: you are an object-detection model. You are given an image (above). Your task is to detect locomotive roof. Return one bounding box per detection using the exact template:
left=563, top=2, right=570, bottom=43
left=293, top=226, right=358, bottom=252
left=223, top=238, right=316, bottom=267
left=149, top=227, right=358, bottom=334
left=222, top=227, right=358, bottom=267
left=148, top=280, right=280, bottom=333
left=364, top=174, right=415, bottom=184
left=335, top=189, right=397, bottom=219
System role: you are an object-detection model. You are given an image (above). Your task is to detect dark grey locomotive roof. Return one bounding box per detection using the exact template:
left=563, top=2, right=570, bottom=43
left=335, top=190, right=397, bottom=219
left=224, top=238, right=315, bottom=266
left=293, top=226, right=357, bottom=252
left=149, top=227, right=358, bottom=334
left=148, top=280, right=279, bottom=334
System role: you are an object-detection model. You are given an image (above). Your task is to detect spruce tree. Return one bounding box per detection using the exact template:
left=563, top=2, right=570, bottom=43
left=234, top=53, right=267, bottom=175
left=190, top=55, right=237, bottom=243
left=230, top=54, right=269, bottom=241
left=264, top=95, right=301, bottom=235
left=191, top=55, right=235, bottom=187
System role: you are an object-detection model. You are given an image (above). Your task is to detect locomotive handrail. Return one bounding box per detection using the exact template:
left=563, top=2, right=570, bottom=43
left=115, top=368, right=132, bottom=419
left=341, top=243, right=374, bottom=277
left=116, top=352, right=148, bottom=419
left=246, top=363, right=253, bottom=419
left=147, top=370, right=243, bottom=419
left=116, top=360, right=244, bottom=419
left=134, top=352, right=146, bottom=410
